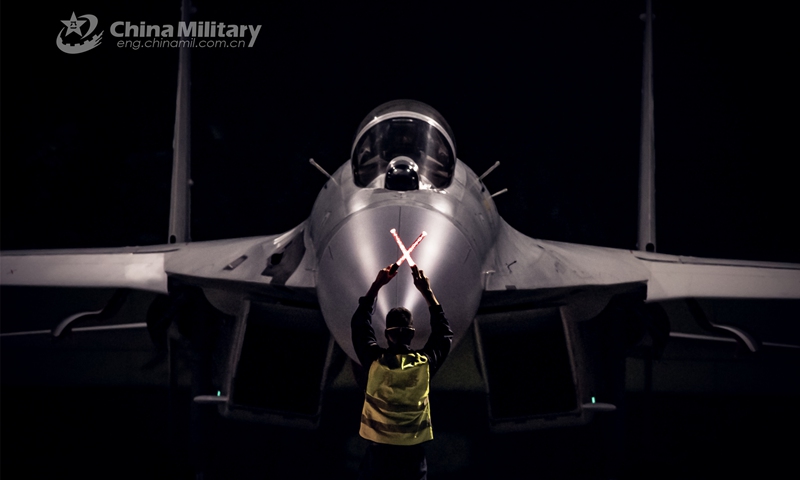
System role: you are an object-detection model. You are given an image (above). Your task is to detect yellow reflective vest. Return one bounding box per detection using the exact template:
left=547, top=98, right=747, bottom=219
left=359, top=352, right=433, bottom=445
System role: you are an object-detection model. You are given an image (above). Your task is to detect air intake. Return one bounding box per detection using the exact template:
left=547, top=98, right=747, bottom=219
left=222, top=301, right=334, bottom=429
left=475, top=307, right=589, bottom=432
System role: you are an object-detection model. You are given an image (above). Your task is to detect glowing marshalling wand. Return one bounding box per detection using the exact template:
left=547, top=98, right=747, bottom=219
left=389, top=229, right=428, bottom=272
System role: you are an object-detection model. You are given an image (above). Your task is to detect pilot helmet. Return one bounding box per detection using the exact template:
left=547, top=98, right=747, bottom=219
left=351, top=100, right=456, bottom=191
left=385, top=156, right=419, bottom=191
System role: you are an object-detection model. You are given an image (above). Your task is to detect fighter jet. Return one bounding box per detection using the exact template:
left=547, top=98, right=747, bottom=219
left=2, top=1, right=799, bottom=439
left=4, top=99, right=800, bottom=420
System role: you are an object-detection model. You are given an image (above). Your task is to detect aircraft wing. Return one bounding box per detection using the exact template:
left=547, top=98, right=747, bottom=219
left=0, top=221, right=314, bottom=302
left=483, top=219, right=800, bottom=302
left=1, top=221, right=327, bottom=427
left=1, top=247, right=171, bottom=294
left=474, top=220, right=800, bottom=433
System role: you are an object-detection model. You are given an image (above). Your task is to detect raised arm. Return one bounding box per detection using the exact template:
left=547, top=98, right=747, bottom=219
left=412, top=265, right=452, bottom=374
left=365, top=264, right=398, bottom=299
left=351, top=265, right=398, bottom=367
left=411, top=265, right=439, bottom=307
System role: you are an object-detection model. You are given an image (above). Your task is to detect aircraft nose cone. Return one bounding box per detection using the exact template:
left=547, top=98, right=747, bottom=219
left=316, top=204, right=483, bottom=363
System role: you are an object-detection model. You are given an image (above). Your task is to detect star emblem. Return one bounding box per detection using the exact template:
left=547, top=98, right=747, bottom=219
left=61, top=12, right=86, bottom=37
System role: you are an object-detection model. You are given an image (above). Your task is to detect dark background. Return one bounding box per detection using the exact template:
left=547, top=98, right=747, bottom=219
left=2, top=1, right=798, bottom=479
left=2, top=0, right=797, bottom=262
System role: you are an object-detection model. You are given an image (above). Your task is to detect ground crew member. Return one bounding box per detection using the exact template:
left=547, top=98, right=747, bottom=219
left=351, top=263, right=453, bottom=480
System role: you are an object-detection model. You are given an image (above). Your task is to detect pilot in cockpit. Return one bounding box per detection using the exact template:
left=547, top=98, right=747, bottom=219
left=351, top=100, right=457, bottom=192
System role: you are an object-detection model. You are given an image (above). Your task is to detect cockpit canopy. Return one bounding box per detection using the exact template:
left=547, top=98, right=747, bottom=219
left=351, top=100, right=456, bottom=190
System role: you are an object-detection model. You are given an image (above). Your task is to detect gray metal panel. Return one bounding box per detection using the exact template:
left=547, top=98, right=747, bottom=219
left=316, top=203, right=483, bottom=363
left=0, top=251, right=168, bottom=293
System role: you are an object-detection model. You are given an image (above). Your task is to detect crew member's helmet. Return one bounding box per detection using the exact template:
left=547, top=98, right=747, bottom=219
left=351, top=100, right=456, bottom=191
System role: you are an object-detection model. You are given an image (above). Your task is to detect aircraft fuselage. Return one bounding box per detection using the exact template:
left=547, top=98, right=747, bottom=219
left=310, top=159, right=500, bottom=362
